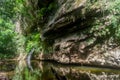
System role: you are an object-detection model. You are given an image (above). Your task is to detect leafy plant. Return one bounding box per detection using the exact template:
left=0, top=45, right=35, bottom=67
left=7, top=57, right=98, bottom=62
left=0, top=18, right=16, bottom=59
left=25, top=33, right=41, bottom=53
left=85, top=0, right=120, bottom=44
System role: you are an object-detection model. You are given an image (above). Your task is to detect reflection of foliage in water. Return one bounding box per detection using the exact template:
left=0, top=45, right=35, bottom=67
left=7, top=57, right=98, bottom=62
left=23, top=68, right=42, bottom=80
left=12, top=61, right=25, bottom=80
left=12, top=61, right=42, bottom=80
left=12, top=61, right=56, bottom=80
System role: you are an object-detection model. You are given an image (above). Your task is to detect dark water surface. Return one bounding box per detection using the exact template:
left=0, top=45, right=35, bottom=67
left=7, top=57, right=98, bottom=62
left=0, top=60, right=120, bottom=80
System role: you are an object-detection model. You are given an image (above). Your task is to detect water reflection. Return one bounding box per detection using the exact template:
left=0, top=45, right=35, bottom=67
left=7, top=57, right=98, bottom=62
left=0, top=61, right=16, bottom=80
left=1, top=60, right=120, bottom=80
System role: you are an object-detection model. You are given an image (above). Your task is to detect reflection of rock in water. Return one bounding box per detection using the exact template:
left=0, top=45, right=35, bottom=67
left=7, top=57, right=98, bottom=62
left=34, top=61, right=120, bottom=80
left=0, top=76, right=9, bottom=80
left=0, top=71, right=15, bottom=80
left=52, top=67, right=91, bottom=80
left=51, top=67, right=67, bottom=80
left=53, top=67, right=120, bottom=80
left=57, top=67, right=120, bottom=80
left=88, top=73, right=120, bottom=80
left=0, top=61, right=16, bottom=72
left=0, top=61, right=16, bottom=80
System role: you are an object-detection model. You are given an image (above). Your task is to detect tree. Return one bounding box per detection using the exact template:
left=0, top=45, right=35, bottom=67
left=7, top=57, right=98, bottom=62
left=0, top=0, right=16, bottom=58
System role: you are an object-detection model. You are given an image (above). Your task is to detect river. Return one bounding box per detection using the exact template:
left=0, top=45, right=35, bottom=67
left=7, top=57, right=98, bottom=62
left=0, top=60, right=120, bottom=80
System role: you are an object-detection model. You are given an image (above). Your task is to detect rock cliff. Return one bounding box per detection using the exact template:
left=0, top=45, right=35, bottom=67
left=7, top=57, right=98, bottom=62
left=39, top=0, right=120, bottom=68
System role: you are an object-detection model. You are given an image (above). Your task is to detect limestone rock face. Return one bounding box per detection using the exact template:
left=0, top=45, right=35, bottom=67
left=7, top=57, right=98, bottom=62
left=40, top=0, right=120, bottom=68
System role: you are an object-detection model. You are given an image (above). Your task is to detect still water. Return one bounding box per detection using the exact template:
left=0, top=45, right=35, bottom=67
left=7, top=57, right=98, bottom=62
left=0, top=60, right=120, bottom=80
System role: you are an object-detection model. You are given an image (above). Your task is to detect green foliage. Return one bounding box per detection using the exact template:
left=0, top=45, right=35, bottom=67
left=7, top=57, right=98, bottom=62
left=0, top=0, right=17, bottom=59
left=13, top=67, right=42, bottom=80
left=0, top=0, right=57, bottom=59
left=23, top=68, right=40, bottom=80
left=86, top=0, right=120, bottom=44
left=0, top=0, right=16, bottom=20
left=26, top=33, right=41, bottom=53
left=16, top=0, right=57, bottom=54
left=25, top=32, right=53, bottom=54
left=0, top=18, right=16, bottom=59
left=108, top=0, right=120, bottom=39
